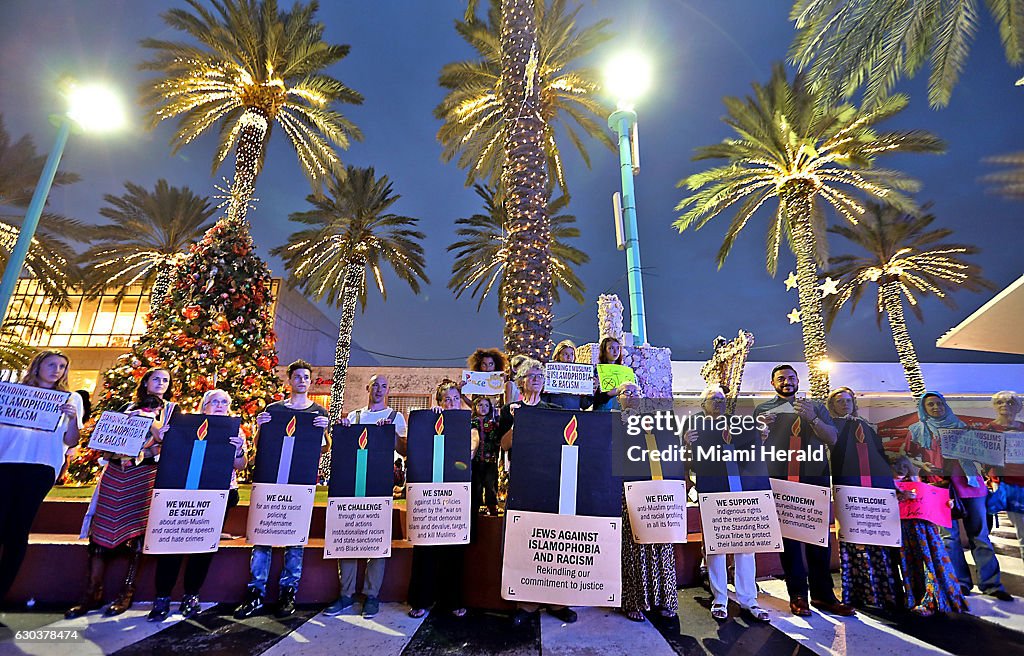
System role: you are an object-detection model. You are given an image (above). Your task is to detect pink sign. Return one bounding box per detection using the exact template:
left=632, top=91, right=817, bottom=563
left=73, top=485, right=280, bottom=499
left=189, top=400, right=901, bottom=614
left=896, top=481, right=952, bottom=529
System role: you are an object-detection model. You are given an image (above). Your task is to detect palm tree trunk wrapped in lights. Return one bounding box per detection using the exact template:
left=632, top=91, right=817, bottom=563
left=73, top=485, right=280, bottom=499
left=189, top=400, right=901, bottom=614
left=329, top=261, right=364, bottom=423
left=499, top=0, right=554, bottom=360
left=782, top=182, right=831, bottom=399
left=881, top=281, right=926, bottom=397
left=226, top=108, right=271, bottom=223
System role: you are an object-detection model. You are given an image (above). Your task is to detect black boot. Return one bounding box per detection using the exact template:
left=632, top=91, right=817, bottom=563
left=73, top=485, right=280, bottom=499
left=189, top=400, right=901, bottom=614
left=65, top=552, right=106, bottom=619
left=274, top=586, right=297, bottom=618
left=105, top=551, right=140, bottom=616
left=234, top=587, right=265, bottom=619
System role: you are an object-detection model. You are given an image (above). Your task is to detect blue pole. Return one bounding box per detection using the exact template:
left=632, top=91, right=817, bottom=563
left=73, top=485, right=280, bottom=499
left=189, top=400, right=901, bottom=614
left=609, top=109, right=647, bottom=345
left=0, top=118, right=72, bottom=320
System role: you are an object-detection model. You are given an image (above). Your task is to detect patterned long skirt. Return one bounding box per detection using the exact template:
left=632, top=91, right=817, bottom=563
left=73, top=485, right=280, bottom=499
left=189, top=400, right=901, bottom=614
left=900, top=519, right=968, bottom=614
left=840, top=541, right=904, bottom=608
left=89, top=462, right=158, bottom=549
left=621, top=496, right=678, bottom=614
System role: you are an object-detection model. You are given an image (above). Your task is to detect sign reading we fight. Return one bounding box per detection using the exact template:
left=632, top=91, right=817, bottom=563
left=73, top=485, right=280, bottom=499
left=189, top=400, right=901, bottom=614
left=0, top=382, right=71, bottom=431
left=88, top=411, right=154, bottom=457
left=624, top=480, right=687, bottom=543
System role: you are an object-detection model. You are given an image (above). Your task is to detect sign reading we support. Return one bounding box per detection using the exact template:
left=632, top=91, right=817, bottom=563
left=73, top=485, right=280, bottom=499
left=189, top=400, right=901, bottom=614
left=88, top=411, right=154, bottom=457
left=834, top=485, right=901, bottom=547
left=624, top=480, right=687, bottom=543
left=0, top=382, right=71, bottom=431
left=769, top=479, right=831, bottom=546
left=501, top=510, right=621, bottom=607
left=698, top=490, right=783, bottom=554
left=405, top=410, right=472, bottom=545
left=596, top=364, right=635, bottom=392
left=896, top=481, right=952, bottom=528
left=324, top=424, right=395, bottom=558
left=461, top=370, right=505, bottom=396
left=143, top=414, right=238, bottom=554
left=940, top=428, right=1005, bottom=467
left=543, top=363, right=594, bottom=395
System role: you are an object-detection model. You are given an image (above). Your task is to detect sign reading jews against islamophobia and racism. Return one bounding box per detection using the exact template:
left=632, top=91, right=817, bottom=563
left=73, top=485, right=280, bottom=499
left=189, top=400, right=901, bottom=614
left=833, top=485, right=902, bottom=547
left=324, top=424, right=395, bottom=558
left=0, top=382, right=71, bottom=432
left=460, top=370, right=506, bottom=396
left=698, top=490, right=784, bottom=555
left=896, top=481, right=953, bottom=528
left=143, top=414, right=239, bottom=554
left=940, top=428, right=1009, bottom=467
left=596, top=364, right=636, bottom=393
left=246, top=409, right=323, bottom=546
left=543, top=363, right=595, bottom=396
left=768, top=478, right=832, bottom=546
left=502, top=408, right=622, bottom=605
left=405, top=409, right=472, bottom=545
left=88, top=411, right=154, bottom=457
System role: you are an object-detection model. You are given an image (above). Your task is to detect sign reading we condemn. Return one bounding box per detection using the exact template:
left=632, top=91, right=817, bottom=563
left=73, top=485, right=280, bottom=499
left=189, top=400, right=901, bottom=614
left=769, top=479, right=831, bottom=546
left=0, top=382, right=71, bottom=432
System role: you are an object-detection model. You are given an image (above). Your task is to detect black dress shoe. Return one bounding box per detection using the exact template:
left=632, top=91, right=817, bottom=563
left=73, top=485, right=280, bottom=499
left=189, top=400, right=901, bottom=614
left=547, top=606, right=578, bottom=623
left=233, top=588, right=265, bottom=620
left=511, top=608, right=538, bottom=627
left=274, top=586, right=297, bottom=618
left=988, top=589, right=1014, bottom=602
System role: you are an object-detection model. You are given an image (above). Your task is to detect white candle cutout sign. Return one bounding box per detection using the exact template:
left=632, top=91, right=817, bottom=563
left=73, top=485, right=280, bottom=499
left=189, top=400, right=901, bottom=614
left=558, top=415, right=579, bottom=515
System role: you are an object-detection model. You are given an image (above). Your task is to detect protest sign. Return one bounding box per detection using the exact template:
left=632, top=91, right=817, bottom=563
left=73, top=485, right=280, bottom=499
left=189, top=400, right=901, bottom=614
left=543, top=363, right=594, bottom=396
left=324, top=424, right=396, bottom=558
left=144, top=490, right=229, bottom=554
left=252, top=409, right=325, bottom=486
left=596, top=364, right=635, bottom=392
left=0, top=382, right=70, bottom=431
left=460, top=371, right=505, bottom=396
left=624, top=479, right=687, bottom=543
left=769, top=478, right=831, bottom=546
left=834, top=485, right=901, bottom=547
left=88, top=411, right=154, bottom=457
left=501, top=510, right=621, bottom=606
left=896, top=481, right=952, bottom=528
left=406, top=410, right=472, bottom=545
left=698, top=490, right=783, bottom=554
left=940, top=428, right=1006, bottom=467
left=246, top=483, right=317, bottom=546
left=1006, top=432, right=1024, bottom=465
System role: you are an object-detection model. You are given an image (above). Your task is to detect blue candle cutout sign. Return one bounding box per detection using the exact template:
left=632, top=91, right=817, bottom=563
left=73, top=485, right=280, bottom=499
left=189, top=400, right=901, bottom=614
left=432, top=413, right=445, bottom=483
left=185, top=419, right=208, bottom=490
left=723, top=430, right=741, bottom=493
left=355, top=428, right=368, bottom=496
left=276, top=415, right=297, bottom=484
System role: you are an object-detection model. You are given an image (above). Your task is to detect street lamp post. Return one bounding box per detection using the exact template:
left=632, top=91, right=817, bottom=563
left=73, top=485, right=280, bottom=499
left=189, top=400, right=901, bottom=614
left=605, top=53, right=652, bottom=346
left=0, top=82, right=125, bottom=320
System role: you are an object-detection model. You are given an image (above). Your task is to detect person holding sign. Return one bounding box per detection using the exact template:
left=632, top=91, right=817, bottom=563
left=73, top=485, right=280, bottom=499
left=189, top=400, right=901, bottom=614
left=592, top=338, right=638, bottom=412
left=147, top=389, right=247, bottom=621
left=541, top=340, right=593, bottom=411
left=988, top=391, right=1024, bottom=563
left=893, top=455, right=967, bottom=616
left=907, top=392, right=1011, bottom=601
left=754, top=365, right=850, bottom=618
left=685, top=386, right=771, bottom=623
left=470, top=397, right=501, bottom=517
left=234, top=360, right=330, bottom=620
left=498, top=358, right=578, bottom=627
left=325, top=373, right=407, bottom=620
left=826, top=388, right=904, bottom=611
left=0, top=351, right=82, bottom=601
left=67, top=368, right=172, bottom=619
left=459, top=347, right=509, bottom=409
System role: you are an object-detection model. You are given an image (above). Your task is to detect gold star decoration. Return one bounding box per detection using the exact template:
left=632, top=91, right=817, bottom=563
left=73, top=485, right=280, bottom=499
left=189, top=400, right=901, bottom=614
left=787, top=308, right=802, bottom=324
left=784, top=271, right=798, bottom=291
left=818, top=276, right=840, bottom=297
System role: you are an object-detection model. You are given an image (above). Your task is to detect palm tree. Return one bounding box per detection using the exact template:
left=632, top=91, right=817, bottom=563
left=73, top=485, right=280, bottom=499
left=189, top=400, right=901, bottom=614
left=271, top=166, right=428, bottom=421
left=983, top=151, right=1024, bottom=199
left=436, top=0, right=614, bottom=195
left=790, top=0, right=1024, bottom=108
left=80, top=180, right=217, bottom=309
left=0, top=115, right=83, bottom=306
left=139, top=0, right=363, bottom=225
left=448, top=184, right=589, bottom=309
left=0, top=317, right=50, bottom=371
left=674, top=64, right=944, bottom=399
left=823, top=202, right=995, bottom=396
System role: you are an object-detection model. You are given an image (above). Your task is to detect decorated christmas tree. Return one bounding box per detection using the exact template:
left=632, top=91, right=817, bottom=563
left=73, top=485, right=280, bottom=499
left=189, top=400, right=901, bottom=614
left=68, top=216, right=283, bottom=484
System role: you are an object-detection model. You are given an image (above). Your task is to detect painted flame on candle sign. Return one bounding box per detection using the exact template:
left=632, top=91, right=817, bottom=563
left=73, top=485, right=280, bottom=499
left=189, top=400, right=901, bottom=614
left=722, top=429, right=731, bottom=445
left=358, top=428, right=368, bottom=450
left=435, top=414, right=444, bottom=435
left=791, top=416, right=801, bottom=438
left=564, top=415, right=578, bottom=446
left=197, top=419, right=208, bottom=441
left=285, top=415, right=297, bottom=437
left=855, top=422, right=865, bottom=444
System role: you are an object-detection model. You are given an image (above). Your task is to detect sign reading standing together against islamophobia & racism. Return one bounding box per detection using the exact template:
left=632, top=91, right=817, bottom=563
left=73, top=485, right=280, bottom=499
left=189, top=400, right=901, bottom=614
left=324, top=424, right=395, bottom=558
left=502, top=408, right=622, bottom=607
left=405, top=409, right=472, bottom=545
left=0, top=381, right=71, bottom=431
left=88, top=411, right=155, bottom=457
left=143, top=414, right=239, bottom=554
left=246, top=409, right=322, bottom=546
left=543, top=363, right=595, bottom=396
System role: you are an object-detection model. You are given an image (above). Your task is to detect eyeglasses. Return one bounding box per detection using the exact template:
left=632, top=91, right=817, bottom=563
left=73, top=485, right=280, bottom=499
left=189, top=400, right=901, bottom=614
left=526, top=373, right=545, bottom=380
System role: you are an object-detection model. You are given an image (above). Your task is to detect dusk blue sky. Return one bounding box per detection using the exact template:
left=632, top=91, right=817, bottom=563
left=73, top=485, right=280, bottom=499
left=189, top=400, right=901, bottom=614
left=3, top=1, right=1021, bottom=367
